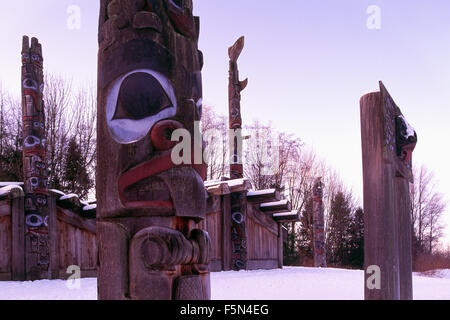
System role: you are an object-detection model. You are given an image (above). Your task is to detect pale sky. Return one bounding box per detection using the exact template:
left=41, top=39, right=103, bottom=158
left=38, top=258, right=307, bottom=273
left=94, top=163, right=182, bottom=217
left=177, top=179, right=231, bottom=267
left=0, top=0, right=449, bottom=246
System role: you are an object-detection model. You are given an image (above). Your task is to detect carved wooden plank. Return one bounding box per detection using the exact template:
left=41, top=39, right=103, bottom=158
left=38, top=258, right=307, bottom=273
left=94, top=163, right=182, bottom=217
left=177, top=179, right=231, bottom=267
left=0, top=216, right=12, bottom=273
left=222, top=194, right=232, bottom=271
left=259, top=200, right=291, bottom=214
left=0, top=200, right=10, bottom=216
left=206, top=194, right=221, bottom=214
left=11, top=196, right=25, bottom=281
left=247, top=189, right=280, bottom=204
left=57, top=207, right=96, bottom=234
left=278, top=223, right=283, bottom=268
left=272, top=211, right=301, bottom=223
left=48, top=195, right=59, bottom=279
left=247, top=205, right=278, bottom=236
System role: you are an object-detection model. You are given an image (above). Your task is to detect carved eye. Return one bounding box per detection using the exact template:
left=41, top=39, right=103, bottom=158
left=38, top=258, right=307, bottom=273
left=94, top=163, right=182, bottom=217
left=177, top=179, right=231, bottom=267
left=36, top=196, right=46, bottom=206
left=113, top=72, right=172, bottom=120
left=24, top=135, right=41, bottom=148
left=23, top=78, right=38, bottom=91
left=106, top=69, right=177, bottom=144
left=26, top=214, right=43, bottom=227
left=30, top=177, right=39, bottom=187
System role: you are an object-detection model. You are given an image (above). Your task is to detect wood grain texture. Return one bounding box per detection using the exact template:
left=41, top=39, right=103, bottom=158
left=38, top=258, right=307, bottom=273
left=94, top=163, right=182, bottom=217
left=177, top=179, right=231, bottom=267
left=361, top=87, right=413, bottom=300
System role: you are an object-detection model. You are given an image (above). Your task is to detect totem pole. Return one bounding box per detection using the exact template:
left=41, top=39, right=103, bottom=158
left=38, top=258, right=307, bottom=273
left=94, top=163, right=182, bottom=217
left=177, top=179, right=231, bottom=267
left=360, top=81, right=417, bottom=300
left=228, top=37, right=248, bottom=270
left=228, top=36, right=248, bottom=180
left=312, top=178, right=326, bottom=268
left=21, top=36, right=50, bottom=280
left=97, top=0, right=210, bottom=300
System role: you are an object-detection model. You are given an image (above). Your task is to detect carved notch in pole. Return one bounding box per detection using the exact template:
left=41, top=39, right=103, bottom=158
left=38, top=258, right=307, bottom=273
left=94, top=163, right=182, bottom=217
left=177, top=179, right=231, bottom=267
left=97, top=0, right=210, bottom=300
left=360, top=81, right=416, bottom=300
left=21, top=36, right=50, bottom=281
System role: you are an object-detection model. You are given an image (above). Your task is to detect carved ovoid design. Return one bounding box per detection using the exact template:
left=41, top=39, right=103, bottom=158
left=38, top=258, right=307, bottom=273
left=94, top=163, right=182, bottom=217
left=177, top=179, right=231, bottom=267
left=97, top=0, right=210, bottom=300
left=312, top=178, right=326, bottom=268
left=228, top=36, right=248, bottom=179
left=21, top=36, right=50, bottom=280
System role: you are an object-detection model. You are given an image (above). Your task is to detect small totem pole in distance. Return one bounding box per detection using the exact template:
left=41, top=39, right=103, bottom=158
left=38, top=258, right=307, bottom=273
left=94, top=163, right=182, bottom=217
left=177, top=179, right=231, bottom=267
left=312, top=177, right=326, bottom=268
left=21, top=36, right=50, bottom=280
left=97, top=0, right=210, bottom=300
left=361, top=81, right=417, bottom=300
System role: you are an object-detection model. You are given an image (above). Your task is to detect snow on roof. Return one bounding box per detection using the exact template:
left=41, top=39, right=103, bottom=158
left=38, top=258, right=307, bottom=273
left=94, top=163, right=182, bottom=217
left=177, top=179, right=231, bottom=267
left=49, top=189, right=66, bottom=197
left=205, top=178, right=249, bottom=187
left=82, top=204, right=97, bottom=211
left=0, top=184, right=24, bottom=197
left=260, top=200, right=288, bottom=208
left=0, top=182, right=23, bottom=187
left=247, top=189, right=276, bottom=197
left=273, top=211, right=299, bottom=217
left=59, top=193, right=79, bottom=201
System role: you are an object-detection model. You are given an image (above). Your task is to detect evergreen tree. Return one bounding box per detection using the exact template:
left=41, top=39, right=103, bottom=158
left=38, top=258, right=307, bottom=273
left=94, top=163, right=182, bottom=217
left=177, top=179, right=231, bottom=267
left=348, top=207, right=364, bottom=268
left=297, top=197, right=314, bottom=265
left=326, top=191, right=353, bottom=266
left=62, top=137, right=92, bottom=198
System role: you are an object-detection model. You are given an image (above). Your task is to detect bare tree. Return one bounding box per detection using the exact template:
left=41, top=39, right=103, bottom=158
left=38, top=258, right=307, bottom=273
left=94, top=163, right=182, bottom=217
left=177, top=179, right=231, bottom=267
left=411, top=165, right=447, bottom=253
left=44, top=73, right=73, bottom=190
left=201, top=105, right=228, bottom=180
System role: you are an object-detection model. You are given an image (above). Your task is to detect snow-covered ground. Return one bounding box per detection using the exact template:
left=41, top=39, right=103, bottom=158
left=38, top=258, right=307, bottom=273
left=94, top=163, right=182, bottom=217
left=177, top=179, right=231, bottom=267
left=0, top=267, right=449, bottom=300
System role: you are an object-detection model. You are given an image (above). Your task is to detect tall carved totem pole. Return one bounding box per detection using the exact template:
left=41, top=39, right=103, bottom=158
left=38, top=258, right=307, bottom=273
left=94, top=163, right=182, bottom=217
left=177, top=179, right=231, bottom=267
left=97, top=0, right=210, bottom=299
left=228, top=36, right=247, bottom=180
left=361, top=81, right=417, bottom=300
left=312, top=178, right=326, bottom=268
left=228, top=37, right=248, bottom=270
left=21, top=36, right=50, bottom=280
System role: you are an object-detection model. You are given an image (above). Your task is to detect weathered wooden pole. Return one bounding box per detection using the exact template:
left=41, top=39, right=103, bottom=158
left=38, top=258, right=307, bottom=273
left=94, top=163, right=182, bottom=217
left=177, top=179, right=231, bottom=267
left=21, top=36, right=50, bottom=280
left=312, top=177, right=326, bottom=268
left=360, top=81, right=416, bottom=300
left=228, top=36, right=248, bottom=180
left=227, top=37, right=249, bottom=270
left=97, top=0, right=210, bottom=299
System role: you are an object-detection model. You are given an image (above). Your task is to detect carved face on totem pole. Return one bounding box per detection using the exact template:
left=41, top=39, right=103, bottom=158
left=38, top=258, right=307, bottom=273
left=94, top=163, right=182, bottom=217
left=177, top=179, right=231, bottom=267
left=98, top=0, right=207, bottom=220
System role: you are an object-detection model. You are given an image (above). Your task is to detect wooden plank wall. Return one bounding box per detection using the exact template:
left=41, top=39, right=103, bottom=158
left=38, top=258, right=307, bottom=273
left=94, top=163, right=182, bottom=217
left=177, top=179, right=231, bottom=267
left=247, top=216, right=279, bottom=270
left=0, top=199, right=12, bottom=280
left=57, top=211, right=97, bottom=278
left=199, top=211, right=222, bottom=272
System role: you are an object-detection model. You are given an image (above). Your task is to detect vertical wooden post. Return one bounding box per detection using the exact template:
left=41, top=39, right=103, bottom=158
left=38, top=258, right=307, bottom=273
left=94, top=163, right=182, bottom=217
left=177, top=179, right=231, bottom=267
left=228, top=36, right=248, bottom=180
left=395, top=178, right=413, bottom=300
left=312, top=178, right=327, bottom=268
left=11, top=190, right=25, bottom=281
left=277, top=223, right=283, bottom=268
left=361, top=82, right=416, bottom=300
left=230, top=191, right=248, bottom=270
left=222, top=194, right=232, bottom=271
left=48, top=194, right=59, bottom=279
